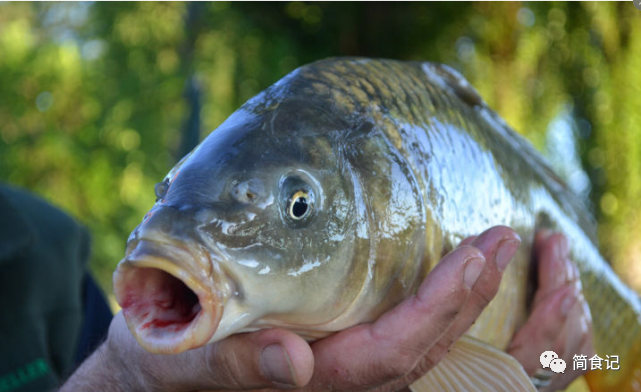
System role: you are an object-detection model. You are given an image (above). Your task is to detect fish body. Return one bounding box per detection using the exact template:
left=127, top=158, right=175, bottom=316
left=114, top=58, right=641, bottom=391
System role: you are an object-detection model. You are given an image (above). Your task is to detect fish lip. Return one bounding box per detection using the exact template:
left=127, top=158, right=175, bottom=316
left=113, top=240, right=224, bottom=354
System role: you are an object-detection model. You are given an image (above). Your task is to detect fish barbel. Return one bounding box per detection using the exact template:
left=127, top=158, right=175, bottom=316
left=113, top=58, right=641, bottom=391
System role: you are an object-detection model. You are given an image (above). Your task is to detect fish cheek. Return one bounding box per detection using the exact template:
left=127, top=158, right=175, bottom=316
left=262, top=235, right=365, bottom=326
left=255, top=202, right=363, bottom=325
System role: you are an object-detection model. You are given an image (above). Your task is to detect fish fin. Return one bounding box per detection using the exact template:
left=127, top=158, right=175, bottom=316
left=409, top=335, right=536, bottom=392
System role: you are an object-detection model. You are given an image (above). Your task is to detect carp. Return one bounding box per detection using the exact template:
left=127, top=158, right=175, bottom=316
left=113, top=58, right=641, bottom=391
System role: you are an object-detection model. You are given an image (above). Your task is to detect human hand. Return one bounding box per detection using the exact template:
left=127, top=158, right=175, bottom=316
left=61, top=226, right=521, bottom=392
left=507, top=231, right=595, bottom=391
left=300, top=225, right=520, bottom=392
left=61, top=311, right=314, bottom=391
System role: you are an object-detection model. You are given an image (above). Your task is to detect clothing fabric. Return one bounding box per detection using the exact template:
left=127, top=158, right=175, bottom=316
left=0, top=184, right=111, bottom=392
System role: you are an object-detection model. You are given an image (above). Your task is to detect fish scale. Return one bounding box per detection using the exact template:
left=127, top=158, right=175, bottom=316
left=300, top=59, right=641, bottom=390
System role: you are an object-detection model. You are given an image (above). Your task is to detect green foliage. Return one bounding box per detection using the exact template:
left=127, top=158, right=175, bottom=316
left=1, top=2, right=640, bottom=297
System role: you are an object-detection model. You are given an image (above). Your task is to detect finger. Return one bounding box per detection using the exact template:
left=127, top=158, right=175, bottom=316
left=308, top=244, right=486, bottom=391
left=124, top=313, right=314, bottom=391
left=210, top=329, right=314, bottom=389
left=576, top=297, right=596, bottom=360
left=445, top=226, right=521, bottom=331
left=471, top=226, right=521, bottom=273
left=402, top=226, right=521, bottom=381
left=555, top=290, right=589, bottom=358
left=507, top=284, right=578, bottom=375
left=544, top=292, right=595, bottom=392
left=534, top=228, right=553, bottom=244
left=534, top=232, right=571, bottom=303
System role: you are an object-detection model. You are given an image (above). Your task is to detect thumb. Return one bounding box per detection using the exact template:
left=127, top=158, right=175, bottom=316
left=109, top=312, right=314, bottom=391
left=198, top=328, right=315, bottom=390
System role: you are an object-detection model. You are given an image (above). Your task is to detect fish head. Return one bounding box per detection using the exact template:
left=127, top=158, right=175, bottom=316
left=113, top=97, right=377, bottom=354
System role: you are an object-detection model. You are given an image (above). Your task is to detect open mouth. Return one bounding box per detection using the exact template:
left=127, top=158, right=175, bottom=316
left=113, top=241, right=222, bottom=354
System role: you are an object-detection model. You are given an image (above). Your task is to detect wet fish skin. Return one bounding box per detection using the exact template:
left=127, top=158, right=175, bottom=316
left=114, top=58, right=641, bottom=391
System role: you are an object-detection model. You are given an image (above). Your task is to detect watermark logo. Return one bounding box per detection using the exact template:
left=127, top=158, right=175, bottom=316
left=634, top=0, right=641, bottom=12
left=540, top=351, right=566, bottom=374
left=540, top=351, right=558, bottom=368
left=540, top=351, right=620, bottom=373
left=550, top=358, right=566, bottom=373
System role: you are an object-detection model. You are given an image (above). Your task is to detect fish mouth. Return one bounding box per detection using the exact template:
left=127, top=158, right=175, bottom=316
left=113, top=240, right=224, bottom=354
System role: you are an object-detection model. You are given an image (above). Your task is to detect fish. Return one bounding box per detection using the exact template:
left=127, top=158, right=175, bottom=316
left=113, top=58, right=641, bottom=391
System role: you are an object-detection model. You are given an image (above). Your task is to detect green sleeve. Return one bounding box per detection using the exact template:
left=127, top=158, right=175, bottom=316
left=0, top=185, right=89, bottom=392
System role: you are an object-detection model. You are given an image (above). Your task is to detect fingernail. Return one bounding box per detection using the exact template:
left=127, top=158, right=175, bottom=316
left=496, top=239, right=520, bottom=272
left=561, top=287, right=579, bottom=316
left=261, top=344, right=296, bottom=386
left=538, top=228, right=553, bottom=240
left=463, top=257, right=485, bottom=288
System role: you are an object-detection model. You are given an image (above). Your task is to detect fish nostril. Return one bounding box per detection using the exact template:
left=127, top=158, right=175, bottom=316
left=231, top=180, right=263, bottom=204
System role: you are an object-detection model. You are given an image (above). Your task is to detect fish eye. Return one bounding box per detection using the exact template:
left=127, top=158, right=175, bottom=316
left=279, top=172, right=319, bottom=225
left=155, top=178, right=170, bottom=201
left=288, top=190, right=312, bottom=220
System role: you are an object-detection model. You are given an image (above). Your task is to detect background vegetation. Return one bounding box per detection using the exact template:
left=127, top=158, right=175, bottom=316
left=1, top=2, right=640, bottom=303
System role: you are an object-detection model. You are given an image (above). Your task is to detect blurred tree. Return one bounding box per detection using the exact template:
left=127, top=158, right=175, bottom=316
left=1, top=2, right=640, bottom=301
